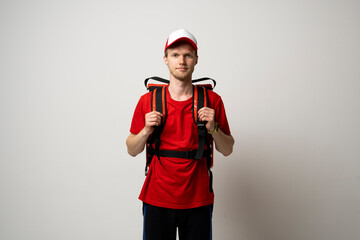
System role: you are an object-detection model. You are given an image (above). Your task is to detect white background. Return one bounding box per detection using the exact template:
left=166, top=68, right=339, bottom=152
left=1, top=0, right=359, bottom=239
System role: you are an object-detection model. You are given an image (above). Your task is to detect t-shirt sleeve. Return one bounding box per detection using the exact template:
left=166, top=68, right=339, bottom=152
left=213, top=95, right=231, bottom=135
left=130, top=94, right=150, bottom=134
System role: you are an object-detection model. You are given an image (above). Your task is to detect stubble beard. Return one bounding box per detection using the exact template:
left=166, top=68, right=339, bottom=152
left=170, top=68, right=194, bottom=82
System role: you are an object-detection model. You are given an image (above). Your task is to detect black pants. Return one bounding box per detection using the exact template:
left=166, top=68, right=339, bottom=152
left=143, top=203, right=213, bottom=240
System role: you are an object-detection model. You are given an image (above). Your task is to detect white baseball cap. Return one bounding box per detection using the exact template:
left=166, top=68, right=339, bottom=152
left=164, top=29, right=198, bottom=53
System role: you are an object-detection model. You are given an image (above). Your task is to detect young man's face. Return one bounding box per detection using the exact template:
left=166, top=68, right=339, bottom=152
left=164, top=42, right=198, bottom=81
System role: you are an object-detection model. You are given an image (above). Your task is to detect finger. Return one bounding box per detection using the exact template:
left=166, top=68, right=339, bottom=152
left=199, top=109, right=213, bottom=117
left=201, top=114, right=215, bottom=122
left=199, top=106, right=209, bottom=111
left=146, top=112, right=163, bottom=120
left=152, top=111, right=163, bottom=117
left=145, top=113, right=161, bottom=126
left=147, top=114, right=162, bottom=121
left=147, top=116, right=161, bottom=124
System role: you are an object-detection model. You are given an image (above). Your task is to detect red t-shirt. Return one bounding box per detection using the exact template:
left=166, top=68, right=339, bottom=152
left=130, top=87, right=231, bottom=209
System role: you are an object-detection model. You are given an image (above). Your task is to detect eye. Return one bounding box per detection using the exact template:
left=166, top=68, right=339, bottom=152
left=185, top=54, right=193, bottom=58
left=172, top=53, right=178, bottom=57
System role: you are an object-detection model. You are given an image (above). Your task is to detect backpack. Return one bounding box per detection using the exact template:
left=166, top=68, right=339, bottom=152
left=144, top=76, right=217, bottom=193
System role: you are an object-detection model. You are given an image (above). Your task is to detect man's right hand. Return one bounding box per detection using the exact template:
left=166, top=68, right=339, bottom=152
left=126, top=110, right=163, bottom=157
left=144, top=111, right=163, bottom=135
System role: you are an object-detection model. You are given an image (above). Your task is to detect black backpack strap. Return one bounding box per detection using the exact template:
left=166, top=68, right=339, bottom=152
left=192, top=85, right=214, bottom=193
left=155, top=149, right=211, bottom=159
left=193, top=85, right=209, bottom=160
left=206, top=141, right=214, bottom=193
left=145, top=86, right=167, bottom=175
left=152, top=86, right=167, bottom=161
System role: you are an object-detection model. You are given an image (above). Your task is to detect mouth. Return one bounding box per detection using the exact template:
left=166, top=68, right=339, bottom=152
left=177, top=67, right=188, bottom=71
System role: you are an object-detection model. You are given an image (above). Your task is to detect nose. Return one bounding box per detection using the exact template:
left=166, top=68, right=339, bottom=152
left=179, top=55, right=185, bottom=64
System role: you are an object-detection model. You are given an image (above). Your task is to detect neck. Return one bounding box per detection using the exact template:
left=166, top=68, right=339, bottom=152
left=168, top=77, right=193, bottom=101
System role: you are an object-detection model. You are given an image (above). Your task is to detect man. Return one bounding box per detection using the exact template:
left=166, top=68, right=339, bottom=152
left=126, top=29, right=234, bottom=240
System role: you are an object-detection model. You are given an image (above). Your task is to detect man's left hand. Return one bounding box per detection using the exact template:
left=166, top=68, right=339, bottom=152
left=198, top=107, right=216, bottom=132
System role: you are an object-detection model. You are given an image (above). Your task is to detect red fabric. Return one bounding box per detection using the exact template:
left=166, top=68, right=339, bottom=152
left=130, top=87, right=231, bottom=209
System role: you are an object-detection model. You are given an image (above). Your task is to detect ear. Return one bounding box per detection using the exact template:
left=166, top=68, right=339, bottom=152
left=163, top=55, right=168, bottom=65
